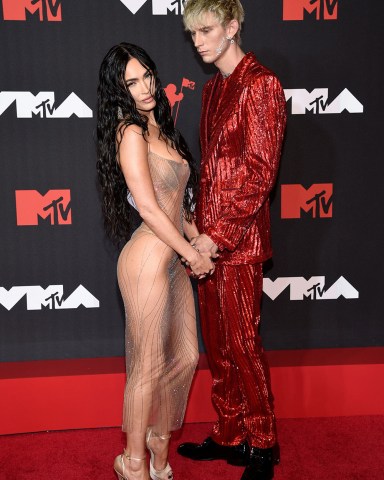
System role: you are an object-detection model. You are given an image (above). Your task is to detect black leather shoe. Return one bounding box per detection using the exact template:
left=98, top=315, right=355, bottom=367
left=272, top=443, right=280, bottom=465
left=240, top=446, right=275, bottom=480
left=177, top=436, right=250, bottom=466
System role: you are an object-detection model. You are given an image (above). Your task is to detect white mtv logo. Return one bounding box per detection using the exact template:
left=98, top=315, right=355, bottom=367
left=0, top=92, right=93, bottom=118
left=119, top=0, right=184, bottom=15
left=263, top=276, right=359, bottom=300
left=0, top=285, right=100, bottom=310
left=284, top=88, right=363, bottom=114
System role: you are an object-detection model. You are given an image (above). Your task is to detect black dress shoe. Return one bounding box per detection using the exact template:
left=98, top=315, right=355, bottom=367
left=240, top=446, right=275, bottom=480
left=272, top=443, right=280, bottom=465
left=177, top=436, right=250, bottom=466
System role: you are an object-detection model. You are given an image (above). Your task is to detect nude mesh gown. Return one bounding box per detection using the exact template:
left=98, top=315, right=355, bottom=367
left=117, top=150, right=198, bottom=435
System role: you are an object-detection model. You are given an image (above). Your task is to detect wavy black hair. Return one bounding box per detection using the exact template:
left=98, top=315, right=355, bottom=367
left=96, top=42, right=198, bottom=246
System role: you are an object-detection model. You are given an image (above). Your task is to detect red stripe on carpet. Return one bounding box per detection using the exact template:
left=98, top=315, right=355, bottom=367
left=0, top=418, right=382, bottom=479
left=1, top=348, right=383, bottom=434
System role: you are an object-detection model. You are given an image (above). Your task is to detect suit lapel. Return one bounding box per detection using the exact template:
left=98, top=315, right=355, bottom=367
left=203, top=53, right=257, bottom=165
left=200, top=73, right=220, bottom=157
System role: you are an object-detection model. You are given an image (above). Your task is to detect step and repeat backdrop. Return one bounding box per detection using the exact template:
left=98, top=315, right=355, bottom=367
left=1, top=1, right=383, bottom=362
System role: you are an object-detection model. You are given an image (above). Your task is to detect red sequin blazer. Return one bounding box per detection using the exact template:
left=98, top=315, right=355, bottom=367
left=196, top=53, right=287, bottom=265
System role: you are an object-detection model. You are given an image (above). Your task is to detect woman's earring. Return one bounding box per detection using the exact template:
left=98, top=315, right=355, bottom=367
left=226, top=36, right=235, bottom=44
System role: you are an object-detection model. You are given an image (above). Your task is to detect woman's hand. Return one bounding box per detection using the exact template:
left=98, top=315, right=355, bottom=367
left=189, top=250, right=215, bottom=278
left=190, top=234, right=219, bottom=259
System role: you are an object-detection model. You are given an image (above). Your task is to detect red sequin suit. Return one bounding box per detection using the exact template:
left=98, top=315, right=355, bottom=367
left=196, top=53, right=286, bottom=449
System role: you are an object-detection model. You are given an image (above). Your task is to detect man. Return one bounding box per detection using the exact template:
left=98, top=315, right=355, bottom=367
left=178, top=1, right=287, bottom=479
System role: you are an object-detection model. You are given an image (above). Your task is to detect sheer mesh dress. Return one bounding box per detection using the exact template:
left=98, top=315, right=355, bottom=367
left=117, top=150, right=198, bottom=435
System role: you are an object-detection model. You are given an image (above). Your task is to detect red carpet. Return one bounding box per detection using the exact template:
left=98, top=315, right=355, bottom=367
left=0, top=417, right=383, bottom=479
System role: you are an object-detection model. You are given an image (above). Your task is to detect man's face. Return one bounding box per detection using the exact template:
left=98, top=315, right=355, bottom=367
left=188, top=11, right=230, bottom=64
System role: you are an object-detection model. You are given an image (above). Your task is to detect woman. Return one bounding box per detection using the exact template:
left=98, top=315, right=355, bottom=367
left=97, top=43, right=214, bottom=480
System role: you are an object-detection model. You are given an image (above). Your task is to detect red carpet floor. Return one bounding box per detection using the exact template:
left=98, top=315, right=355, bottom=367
left=0, top=417, right=383, bottom=479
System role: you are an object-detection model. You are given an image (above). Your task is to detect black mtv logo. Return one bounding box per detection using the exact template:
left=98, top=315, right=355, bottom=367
left=305, top=190, right=333, bottom=218
left=44, top=291, right=64, bottom=309
left=306, top=282, right=326, bottom=300
left=309, top=95, right=328, bottom=114
left=42, top=196, right=71, bottom=225
left=308, top=0, right=338, bottom=19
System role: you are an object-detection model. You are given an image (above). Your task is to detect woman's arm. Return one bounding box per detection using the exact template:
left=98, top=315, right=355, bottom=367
left=118, top=125, right=212, bottom=275
left=183, top=217, right=199, bottom=241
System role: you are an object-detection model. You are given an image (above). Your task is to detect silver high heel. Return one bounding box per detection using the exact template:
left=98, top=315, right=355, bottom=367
left=146, top=429, right=173, bottom=480
left=114, top=449, right=147, bottom=480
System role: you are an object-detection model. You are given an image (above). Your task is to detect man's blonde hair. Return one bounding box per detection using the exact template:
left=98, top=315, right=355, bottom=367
left=183, top=0, right=245, bottom=43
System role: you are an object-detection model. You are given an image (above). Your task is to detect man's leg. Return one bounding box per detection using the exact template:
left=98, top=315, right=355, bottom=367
left=222, top=264, right=276, bottom=449
left=177, top=265, right=249, bottom=464
left=220, top=263, right=277, bottom=480
left=199, top=265, right=247, bottom=446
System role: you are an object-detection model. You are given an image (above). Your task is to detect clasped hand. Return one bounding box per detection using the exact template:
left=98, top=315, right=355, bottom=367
left=187, top=234, right=219, bottom=279
left=191, top=234, right=219, bottom=259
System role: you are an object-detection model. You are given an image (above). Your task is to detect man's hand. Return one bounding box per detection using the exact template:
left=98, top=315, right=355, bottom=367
left=191, top=234, right=219, bottom=258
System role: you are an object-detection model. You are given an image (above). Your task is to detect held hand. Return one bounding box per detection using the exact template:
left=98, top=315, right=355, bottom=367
left=189, top=251, right=215, bottom=278
left=191, top=234, right=219, bottom=258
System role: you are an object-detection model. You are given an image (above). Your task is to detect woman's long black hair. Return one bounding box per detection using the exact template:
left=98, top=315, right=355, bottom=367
left=97, top=42, right=198, bottom=246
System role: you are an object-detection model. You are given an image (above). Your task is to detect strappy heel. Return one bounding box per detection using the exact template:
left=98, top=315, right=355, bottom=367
left=146, top=429, right=173, bottom=480
left=114, top=449, right=147, bottom=480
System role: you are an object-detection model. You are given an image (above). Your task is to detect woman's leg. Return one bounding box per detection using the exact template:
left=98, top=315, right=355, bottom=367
left=117, top=237, right=172, bottom=478
left=148, top=261, right=198, bottom=470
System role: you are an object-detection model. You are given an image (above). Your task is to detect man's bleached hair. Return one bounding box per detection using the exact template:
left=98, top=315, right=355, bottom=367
left=183, top=0, right=245, bottom=43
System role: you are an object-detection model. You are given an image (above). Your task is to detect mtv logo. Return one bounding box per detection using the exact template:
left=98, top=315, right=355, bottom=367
left=284, top=88, right=364, bottom=115
left=119, top=0, right=184, bottom=15
left=0, top=285, right=99, bottom=310
left=263, top=276, right=359, bottom=301
left=2, top=0, right=62, bottom=21
left=283, top=0, right=338, bottom=21
left=15, top=190, right=72, bottom=226
left=0, top=92, right=93, bottom=118
left=281, top=184, right=333, bottom=219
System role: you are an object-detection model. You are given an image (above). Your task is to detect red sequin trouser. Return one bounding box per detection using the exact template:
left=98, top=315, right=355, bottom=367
left=198, top=263, right=276, bottom=449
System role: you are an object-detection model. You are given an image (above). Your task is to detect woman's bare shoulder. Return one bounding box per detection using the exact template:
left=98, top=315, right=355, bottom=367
left=117, top=122, right=145, bottom=143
